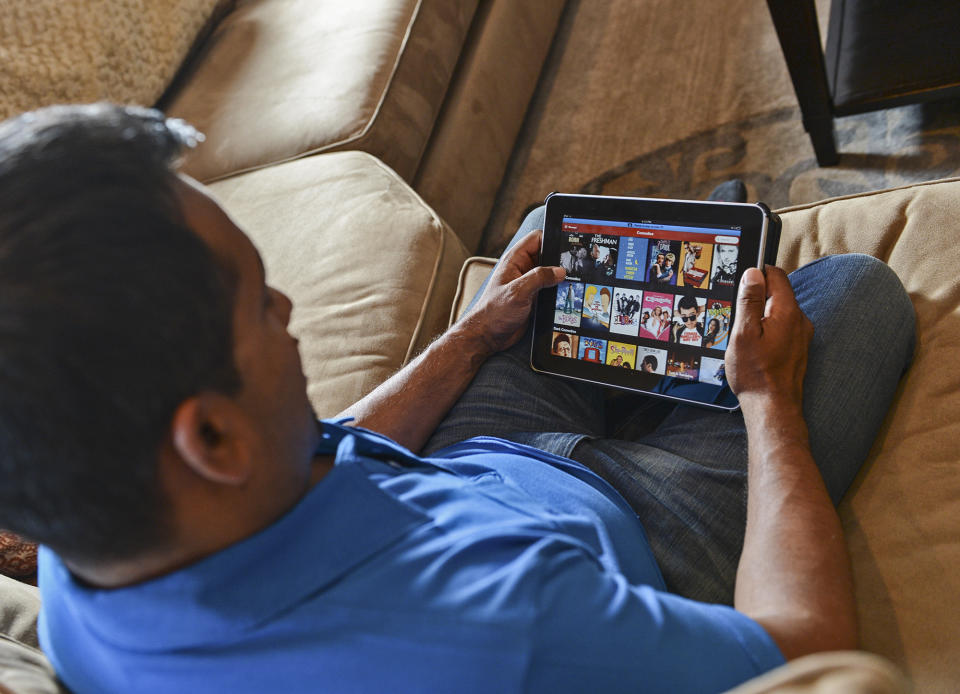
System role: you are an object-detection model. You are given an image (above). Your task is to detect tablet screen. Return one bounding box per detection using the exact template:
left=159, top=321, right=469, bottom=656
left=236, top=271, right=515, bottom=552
left=532, top=195, right=772, bottom=410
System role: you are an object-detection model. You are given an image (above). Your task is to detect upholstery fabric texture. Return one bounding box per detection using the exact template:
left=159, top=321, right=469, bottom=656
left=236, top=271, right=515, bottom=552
left=168, top=0, right=479, bottom=183
left=0, top=577, right=40, bottom=649
left=0, top=635, right=65, bottom=694
left=207, top=151, right=469, bottom=418
left=722, top=651, right=909, bottom=694
left=0, top=0, right=228, bottom=120
left=412, top=0, right=566, bottom=250
left=449, top=255, right=496, bottom=324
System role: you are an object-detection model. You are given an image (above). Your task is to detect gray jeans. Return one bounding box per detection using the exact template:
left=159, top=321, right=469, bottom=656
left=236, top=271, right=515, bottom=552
left=424, top=207, right=915, bottom=604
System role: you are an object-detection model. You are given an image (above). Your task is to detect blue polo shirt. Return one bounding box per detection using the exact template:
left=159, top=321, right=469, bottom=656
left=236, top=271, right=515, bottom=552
left=39, top=420, right=784, bottom=693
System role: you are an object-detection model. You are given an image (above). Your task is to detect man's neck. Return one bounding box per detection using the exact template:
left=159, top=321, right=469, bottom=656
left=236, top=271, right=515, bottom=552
left=65, top=453, right=336, bottom=589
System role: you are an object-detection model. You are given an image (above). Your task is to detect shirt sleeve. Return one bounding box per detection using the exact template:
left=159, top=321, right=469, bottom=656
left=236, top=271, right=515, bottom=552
left=526, top=544, right=786, bottom=694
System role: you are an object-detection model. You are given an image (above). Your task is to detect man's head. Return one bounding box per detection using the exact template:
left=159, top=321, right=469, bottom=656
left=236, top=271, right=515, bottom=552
left=642, top=355, right=657, bottom=373
left=0, top=104, right=318, bottom=572
left=716, top=244, right=737, bottom=271
left=677, top=295, right=700, bottom=327
left=552, top=333, right=572, bottom=357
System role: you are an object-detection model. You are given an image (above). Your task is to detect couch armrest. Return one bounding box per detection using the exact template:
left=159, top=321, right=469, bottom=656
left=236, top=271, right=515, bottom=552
left=723, top=651, right=910, bottom=694
left=448, top=256, right=496, bottom=326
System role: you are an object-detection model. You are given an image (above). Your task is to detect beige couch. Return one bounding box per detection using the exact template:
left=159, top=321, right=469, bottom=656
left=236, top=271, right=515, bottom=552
left=7, top=174, right=957, bottom=693
left=160, top=0, right=567, bottom=252
left=2, top=1, right=958, bottom=692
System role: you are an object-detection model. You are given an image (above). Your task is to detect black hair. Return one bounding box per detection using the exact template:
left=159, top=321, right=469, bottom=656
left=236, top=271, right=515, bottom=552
left=0, top=103, right=241, bottom=562
left=642, top=355, right=657, bottom=370
left=677, top=295, right=699, bottom=313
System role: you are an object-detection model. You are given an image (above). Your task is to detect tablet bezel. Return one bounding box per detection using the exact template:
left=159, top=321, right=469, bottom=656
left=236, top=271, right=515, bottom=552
left=530, top=193, right=772, bottom=412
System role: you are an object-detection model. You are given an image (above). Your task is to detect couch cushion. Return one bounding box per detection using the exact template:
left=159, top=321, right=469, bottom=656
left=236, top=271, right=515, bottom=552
left=207, top=151, right=469, bottom=418
left=775, top=177, right=960, bottom=692
left=0, top=635, right=65, bottom=694
left=448, top=256, right=496, bottom=325
left=0, top=577, right=40, bottom=649
left=0, top=0, right=229, bottom=121
left=167, top=0, right=479, bottom=183
left=723, top=651, right=909, bottom=694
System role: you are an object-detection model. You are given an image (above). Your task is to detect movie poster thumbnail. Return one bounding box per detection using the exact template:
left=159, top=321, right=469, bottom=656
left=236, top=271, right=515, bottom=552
left=699, top=356, right=726, bottom=385
left=581, top=284, right=613, bottom=331
left=636, top=346, right=667, bottom=375
left=703, top=300, right=732, bottom=350
left=580, top=234, right=620, bottom=284
left=606, top=341, right=637, bottom=370
left=671, top=294, right=707, bottom=347
left=559, top=232, right=588, bottom=280
left=710, top=243, right=738, bottom=290
left=554, top=281, right=585, bottom=328
left=677, top=240, right=714, bottom=289
left=610, top=287, right=644, bottom=337
left=666, top=351, right=700, bottom=381
left=578, top=337, right=607, bottom=364
left=550, top=331, right=579, bottom=359
left=616, top=236, right=649, bottom=282
left=638, top=291, right=673, bottom=341
left=647, top=239, right=682, bottom=286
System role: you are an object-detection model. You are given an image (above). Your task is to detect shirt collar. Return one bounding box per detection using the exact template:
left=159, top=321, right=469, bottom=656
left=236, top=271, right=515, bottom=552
left=40, top=422, right=429, bottom=651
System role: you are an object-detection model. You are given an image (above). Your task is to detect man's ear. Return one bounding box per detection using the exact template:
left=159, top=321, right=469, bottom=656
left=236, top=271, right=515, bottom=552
left=170, top=393, right=253, bottom=486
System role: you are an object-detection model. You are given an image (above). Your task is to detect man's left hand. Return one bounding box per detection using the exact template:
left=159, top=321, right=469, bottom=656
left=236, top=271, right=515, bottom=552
left=459, top=229, right=565, bottom=355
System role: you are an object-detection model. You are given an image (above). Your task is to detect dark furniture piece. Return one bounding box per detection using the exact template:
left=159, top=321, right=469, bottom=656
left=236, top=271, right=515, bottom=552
left=766, top=0, right=960, bottom=166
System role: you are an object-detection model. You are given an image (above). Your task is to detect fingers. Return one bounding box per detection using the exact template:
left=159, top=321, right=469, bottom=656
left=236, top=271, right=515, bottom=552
left=762, top=265, right=798, bottom=314
left=514, top=265, right=565, bottom=300
left=736, top=267, right=767, bottom=334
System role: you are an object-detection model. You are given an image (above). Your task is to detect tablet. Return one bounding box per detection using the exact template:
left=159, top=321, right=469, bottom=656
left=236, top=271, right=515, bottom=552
left=531, top=193, right=780, bottom=411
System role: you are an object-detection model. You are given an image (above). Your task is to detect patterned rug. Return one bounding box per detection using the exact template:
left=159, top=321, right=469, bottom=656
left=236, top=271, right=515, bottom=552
left=482, top=0, right=960, bottom=255
left=578, top=101, right=960, bottom=210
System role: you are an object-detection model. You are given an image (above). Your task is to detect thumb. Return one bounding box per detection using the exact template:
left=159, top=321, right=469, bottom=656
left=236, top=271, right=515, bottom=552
left=736, top=267, right=766, bottom=335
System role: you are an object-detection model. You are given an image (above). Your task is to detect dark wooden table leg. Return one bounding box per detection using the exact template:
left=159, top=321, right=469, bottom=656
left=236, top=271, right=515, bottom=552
left=765, top=0, right=839, bottom=166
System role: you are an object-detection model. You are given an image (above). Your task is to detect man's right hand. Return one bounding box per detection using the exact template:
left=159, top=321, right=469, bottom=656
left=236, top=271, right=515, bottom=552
left=726, top=266, right=813, bottom=409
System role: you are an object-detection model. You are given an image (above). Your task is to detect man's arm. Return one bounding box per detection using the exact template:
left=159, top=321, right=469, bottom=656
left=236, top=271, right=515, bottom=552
left=337, top=229, right=564, bottom=453
left=726, top=267, right=858, bottom=660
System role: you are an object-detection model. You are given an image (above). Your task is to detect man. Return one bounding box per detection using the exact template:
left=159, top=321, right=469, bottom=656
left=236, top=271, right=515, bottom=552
left=671, top=294, right=705, bottom=344
left=0, top=105, right=916, bottom=693
left=580, top=241, right=606, bottom=283
left=712, top=243, right=738, bottom=287
left=552, top=332, right=573, bottom=357
left=558, top=237, right=585, bottom=277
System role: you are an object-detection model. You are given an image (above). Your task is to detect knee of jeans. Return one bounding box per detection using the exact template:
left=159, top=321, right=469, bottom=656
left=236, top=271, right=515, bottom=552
left=816, top=253, right=916, bottom=355
left=521, top=205, right=546, bottom=232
